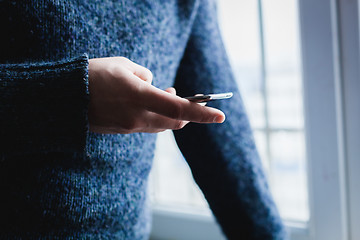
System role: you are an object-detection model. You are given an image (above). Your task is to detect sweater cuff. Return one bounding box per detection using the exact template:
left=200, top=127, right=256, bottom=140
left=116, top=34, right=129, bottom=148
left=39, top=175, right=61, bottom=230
left=0, top=55, right=89, bottom=157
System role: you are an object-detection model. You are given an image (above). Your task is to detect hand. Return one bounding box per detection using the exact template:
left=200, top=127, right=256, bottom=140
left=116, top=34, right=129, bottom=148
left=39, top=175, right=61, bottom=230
left=88, top=57, right=225, bottom=134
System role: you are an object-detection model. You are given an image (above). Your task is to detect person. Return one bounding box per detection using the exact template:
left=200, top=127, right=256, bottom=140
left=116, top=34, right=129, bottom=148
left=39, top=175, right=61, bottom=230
left=0, top=0, right=287, bottom=239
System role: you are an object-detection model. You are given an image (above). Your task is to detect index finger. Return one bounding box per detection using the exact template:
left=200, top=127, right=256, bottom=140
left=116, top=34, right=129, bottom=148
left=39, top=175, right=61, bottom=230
left=137, top=82, right=225, bottom=123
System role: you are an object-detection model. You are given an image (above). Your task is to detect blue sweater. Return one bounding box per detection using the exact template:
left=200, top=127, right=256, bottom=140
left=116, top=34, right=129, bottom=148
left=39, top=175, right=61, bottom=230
left=0, top=0, right=286, bottom=239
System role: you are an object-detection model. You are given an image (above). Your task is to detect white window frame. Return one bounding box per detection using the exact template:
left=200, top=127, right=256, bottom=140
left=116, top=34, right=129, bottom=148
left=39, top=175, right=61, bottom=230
left=151, top=0, right=360, bottom=239
left=299, top=0, right=360, bottom=239
left=335, top=0, right=360, bottom=239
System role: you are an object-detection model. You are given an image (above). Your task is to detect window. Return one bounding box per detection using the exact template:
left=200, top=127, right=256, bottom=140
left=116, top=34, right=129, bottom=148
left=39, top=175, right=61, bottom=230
left=150, top=0, right=360, bottom=239
left=217, top=0, right=308, bottom=222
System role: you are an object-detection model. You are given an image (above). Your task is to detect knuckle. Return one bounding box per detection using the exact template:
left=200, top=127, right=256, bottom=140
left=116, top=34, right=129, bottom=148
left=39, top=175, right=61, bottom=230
left=169, top=102, right=183, bottom=119
left=145, top=68, right=153, bottom=81
left=173, top=121, right=183, bottom=130
left=199, top=109, right=211, bottom=123
left=173, top=121, right=186, bottom=130
left=118, top=56, right=130, bottom=62
left=122, top=118, right=138, bottom=131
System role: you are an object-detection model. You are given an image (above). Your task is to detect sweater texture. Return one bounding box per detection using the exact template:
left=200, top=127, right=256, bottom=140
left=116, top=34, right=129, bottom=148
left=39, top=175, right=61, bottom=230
left=0, top=0, right=287, bottom=239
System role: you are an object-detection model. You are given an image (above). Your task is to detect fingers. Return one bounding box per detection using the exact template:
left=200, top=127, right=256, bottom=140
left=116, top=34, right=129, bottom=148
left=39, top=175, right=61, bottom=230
left=199, top=102, right=207, bottom=107
left=165, top=87, right=176, bottom=95
left=120, top=60, right=213, bottom=124
left=88, top=56, right=225, bottom=135
left=130, top=87, right=192, bottom=132
left=121, top=57, right=153, bottom=84
left=138, top=83, right=226, bottom=123
left=134, top=65, right=153, bottom=84
left=92, top=111, right=190, bottom=134
left=139, top=111, right=190, bottom=132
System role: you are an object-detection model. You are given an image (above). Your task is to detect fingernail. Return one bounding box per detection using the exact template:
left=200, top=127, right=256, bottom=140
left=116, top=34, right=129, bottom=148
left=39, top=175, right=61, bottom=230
left=214, top=115, right=225, bottom=123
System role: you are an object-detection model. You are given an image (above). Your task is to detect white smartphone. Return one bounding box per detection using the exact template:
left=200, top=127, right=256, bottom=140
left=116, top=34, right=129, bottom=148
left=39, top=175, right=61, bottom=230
left=184, top=92, right=233, bottom=103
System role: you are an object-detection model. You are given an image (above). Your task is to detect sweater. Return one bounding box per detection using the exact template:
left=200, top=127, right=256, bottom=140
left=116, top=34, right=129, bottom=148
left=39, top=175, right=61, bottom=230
left=0, top=0, right=287, bottom=239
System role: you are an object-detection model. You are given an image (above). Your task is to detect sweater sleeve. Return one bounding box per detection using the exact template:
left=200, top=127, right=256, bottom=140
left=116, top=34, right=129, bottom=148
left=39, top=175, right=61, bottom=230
left=0, top=55, right=89, bottom=157
left=173, top=1, right=287, bottom=239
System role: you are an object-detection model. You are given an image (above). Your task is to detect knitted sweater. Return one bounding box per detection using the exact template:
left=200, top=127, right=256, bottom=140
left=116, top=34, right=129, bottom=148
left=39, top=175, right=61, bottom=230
left=0, top=0, right=286, bottom=239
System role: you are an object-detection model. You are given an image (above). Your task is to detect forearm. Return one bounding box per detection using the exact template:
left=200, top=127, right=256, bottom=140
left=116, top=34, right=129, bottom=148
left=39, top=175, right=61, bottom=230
left=173, top=0, right=286, bottom=238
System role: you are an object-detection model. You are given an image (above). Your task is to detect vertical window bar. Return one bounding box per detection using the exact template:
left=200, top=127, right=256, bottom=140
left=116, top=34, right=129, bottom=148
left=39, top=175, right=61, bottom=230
left=257, top=0, right=273, bottom=183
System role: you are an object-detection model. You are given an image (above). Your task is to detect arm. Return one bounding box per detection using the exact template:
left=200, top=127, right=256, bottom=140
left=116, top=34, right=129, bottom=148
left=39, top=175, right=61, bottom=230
left=0, top=55, right=226, bottom=158
left=173, top=1, right=287, bottom=239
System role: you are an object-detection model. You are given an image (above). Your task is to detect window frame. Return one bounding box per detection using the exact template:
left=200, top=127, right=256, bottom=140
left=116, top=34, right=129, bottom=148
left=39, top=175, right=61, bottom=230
left=151, top=0, right=360, bottom=239
left=335, top=0, right=360, bottom=239
left=298, top=0, right=346, bottom=238
left=298, top=0, right=360, bottom=239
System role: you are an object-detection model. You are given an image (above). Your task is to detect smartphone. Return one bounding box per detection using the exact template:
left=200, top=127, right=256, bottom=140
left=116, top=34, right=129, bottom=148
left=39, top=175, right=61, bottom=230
left=184, top=92, right=233, bottom=103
